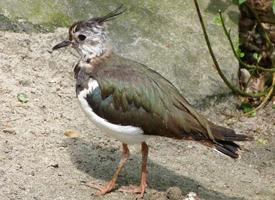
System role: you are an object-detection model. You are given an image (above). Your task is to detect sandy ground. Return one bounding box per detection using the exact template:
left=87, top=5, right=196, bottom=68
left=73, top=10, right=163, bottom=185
left=0, top=30, right=274, bottom=200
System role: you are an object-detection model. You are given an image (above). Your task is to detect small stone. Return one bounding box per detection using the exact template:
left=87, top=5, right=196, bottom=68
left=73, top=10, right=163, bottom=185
left=184, top=192, right=200, bottom=200
left=144, top=191, right=167, bottom=200
left=19, top=186, right=26, bottom=190
left=166, top=187, right=182, bottom=200
left=3, top=129, right=16, bottom=135
left=64, top=130, right=80, bottom=138
left=19, top=80, right=32, bottom=86
left=17, top=92, right=29, bottom=103
left=50, top=163, right=59, bottom=168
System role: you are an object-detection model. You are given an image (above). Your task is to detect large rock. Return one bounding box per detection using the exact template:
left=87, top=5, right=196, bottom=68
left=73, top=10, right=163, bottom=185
left=0, top=0, right=240, bottom=104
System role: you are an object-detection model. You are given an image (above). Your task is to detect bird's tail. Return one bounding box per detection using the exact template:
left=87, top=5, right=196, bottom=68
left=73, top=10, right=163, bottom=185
left=172, top=99, right=253, bottom=159
left=208, top=124, right=253, bottom=159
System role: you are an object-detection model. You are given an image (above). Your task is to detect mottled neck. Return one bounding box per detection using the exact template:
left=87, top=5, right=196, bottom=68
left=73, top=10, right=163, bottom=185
left=79, top=41, right=107, bottom=62
left=87, top=47, right=112, bottom=64
left=75, top=47, right=112, bottom=73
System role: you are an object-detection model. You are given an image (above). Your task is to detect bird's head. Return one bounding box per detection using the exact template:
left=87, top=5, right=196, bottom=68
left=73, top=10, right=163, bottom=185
left=52, top=5, right=125, bottom=60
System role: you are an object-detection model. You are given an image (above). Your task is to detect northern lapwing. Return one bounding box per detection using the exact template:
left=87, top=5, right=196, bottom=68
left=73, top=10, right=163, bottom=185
left=52, top=5, right=253, bottom=197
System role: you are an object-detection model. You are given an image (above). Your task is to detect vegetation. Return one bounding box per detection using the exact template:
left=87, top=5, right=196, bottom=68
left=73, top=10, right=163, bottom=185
left=194, top=0, right=275, bottom=116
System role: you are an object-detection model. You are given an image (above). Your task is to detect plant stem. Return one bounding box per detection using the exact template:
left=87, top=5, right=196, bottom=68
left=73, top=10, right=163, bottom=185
left=193, top=0, right=266, bottom=97
left=219, top=11, right=275, bottom=72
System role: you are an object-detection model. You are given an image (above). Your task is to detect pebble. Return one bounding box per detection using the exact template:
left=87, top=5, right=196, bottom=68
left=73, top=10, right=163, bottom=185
left=184, top=192, right=200, bottom=200
left=166, top=187, right=182, bottom=200
left=3, top=129, right=16, bottom=135
left=144, top=191, right=167, bottom=200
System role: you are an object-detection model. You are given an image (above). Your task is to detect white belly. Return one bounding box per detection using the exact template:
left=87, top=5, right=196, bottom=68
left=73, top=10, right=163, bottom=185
left=77, top=79, right=148, bottom=144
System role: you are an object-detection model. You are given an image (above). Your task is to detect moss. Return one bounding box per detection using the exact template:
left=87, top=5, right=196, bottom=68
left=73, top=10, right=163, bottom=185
left=0, top=14, right=48, bottom=33
left=29, top=2, right=43, bottom=19
left=0, top=14, right=17, bottom=31
left=48, top=12, right=72, bottom=27
left=26, top=0, right=72, bottom=28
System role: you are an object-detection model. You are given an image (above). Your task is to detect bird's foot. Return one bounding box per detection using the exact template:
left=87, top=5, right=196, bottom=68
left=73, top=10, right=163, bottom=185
left=86, top=181, right=115, bottom=196
left=118, top=184, right=146, bottom=198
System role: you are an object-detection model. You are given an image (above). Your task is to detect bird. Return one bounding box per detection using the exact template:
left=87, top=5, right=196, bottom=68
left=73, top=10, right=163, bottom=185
left=52, top=5, right=253, bottom=197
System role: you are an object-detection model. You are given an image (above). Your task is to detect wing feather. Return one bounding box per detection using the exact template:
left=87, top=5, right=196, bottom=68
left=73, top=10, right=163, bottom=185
left=86, top=54, right=210, bottom=139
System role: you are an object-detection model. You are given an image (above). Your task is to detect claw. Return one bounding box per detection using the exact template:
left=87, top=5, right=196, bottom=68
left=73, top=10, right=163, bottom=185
left=84, top=143, right=149, bottom=197
left=86, top=181, right=115, bottom=195
left=85, top=143, right=130, bottom=196
left=118, top=185, right=146, bottom=197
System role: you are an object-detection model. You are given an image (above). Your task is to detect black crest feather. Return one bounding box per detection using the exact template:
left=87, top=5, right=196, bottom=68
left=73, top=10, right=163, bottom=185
left=93, top=4, right=126, bottom=23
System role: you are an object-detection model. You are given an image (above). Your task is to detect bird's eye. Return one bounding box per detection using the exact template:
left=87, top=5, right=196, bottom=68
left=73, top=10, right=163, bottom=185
left=78, top=34, right=86, bottom=41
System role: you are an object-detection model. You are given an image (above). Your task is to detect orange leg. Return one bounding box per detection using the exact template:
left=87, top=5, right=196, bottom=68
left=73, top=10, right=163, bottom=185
left=86, top=143, right=129, bottom=196
left=119, top=142, right=148, bottom=197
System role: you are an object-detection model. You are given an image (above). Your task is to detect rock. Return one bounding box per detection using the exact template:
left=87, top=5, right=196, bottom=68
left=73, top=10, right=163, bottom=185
left=50, top=163, right=59, bottom=168
left=166, top=187, right=182, bottom=200
left=64, top=130, right=80, bottom=138
left=183, top=192, right=200, bottom=200
left=3, top=128, right=16, bottom=135
left=144, top=191, right=167, bottom=200
left=0, top=1, right=240, bottom=103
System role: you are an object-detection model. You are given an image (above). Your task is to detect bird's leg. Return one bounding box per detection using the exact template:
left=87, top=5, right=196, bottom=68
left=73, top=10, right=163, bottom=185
left=139, top=142, right=148, bottom=196
left=119, top=142, right=148, bottom=197
left=86, top=143, right=129, bottom=196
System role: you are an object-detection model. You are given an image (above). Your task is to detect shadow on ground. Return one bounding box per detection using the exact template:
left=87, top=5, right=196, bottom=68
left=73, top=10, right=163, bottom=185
left=65, top=138, right=243, bottom=200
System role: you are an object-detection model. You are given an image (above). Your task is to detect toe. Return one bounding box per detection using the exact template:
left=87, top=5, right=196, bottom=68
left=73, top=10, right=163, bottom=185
left=86, top=181, right=115, bottom=195
left=118, top=185, right=142, bottom=194
left=85, top=181, right=104, bottom=191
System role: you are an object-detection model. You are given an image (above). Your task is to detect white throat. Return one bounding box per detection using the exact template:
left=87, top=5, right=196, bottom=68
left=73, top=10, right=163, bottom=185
left=78, top=41, right=107, bottom=61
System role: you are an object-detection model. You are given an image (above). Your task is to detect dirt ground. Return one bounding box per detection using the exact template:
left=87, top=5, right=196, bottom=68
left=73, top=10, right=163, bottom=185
left=0, top=30, right=274, bottom=200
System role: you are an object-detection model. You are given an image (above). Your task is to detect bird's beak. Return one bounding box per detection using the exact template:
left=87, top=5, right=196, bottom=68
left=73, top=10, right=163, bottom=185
left=52, top=40, right=72, bottom=51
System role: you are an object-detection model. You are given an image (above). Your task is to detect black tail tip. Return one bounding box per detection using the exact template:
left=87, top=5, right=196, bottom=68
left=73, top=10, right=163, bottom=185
left=214, top=135, right=253, bottom=159
left=215, top=144, right=240, bottom=159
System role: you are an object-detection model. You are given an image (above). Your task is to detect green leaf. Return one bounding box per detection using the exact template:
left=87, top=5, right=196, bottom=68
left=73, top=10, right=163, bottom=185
left=240, top=102, right=254, bottom=113
left=252, top=53, right=259, bottom=60
left=17, top=93, right=28, bottom=103
left=256, top=138, right=268, bottom=145
left=234, top=41, right=245, bottom=58
left=240, top=52, right=245, bottom=58
left=232, top=0, right=247, bottom=5
left=248, top=111, right=256, bottom=117
left=239, top=0, right=247, bottom=4
left=273, top=0, right=275, bottom=14
left=236, top=47, right=245, bottom=58
left=252, top=52, right=262, bottom=63
left=212, top=15, right=222, bottom=26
